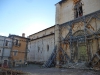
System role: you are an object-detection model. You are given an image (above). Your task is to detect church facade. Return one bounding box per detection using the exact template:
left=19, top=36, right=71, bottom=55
left=27, top=0, right=100, bottom=68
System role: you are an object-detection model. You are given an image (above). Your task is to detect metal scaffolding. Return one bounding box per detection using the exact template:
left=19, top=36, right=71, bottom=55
left=58, top=10, right=100, bottom=67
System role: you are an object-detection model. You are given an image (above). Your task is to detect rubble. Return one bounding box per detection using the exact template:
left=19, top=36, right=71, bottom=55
left=62, top=62, right=92, bottom=69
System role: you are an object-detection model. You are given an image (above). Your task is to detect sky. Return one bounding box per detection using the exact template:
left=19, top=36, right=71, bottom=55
left=0, top=0, right=60, bottom=37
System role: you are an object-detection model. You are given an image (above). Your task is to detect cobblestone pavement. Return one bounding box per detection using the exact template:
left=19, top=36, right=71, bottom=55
left=11, top=64, right=100, bottom=75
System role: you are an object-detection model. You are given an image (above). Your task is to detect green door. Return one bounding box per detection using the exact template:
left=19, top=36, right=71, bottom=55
left=78, top=45, right=88, bottom=62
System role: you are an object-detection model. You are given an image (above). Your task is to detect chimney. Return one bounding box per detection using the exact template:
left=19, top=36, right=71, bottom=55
left=22, top=33, right=25, bottom=37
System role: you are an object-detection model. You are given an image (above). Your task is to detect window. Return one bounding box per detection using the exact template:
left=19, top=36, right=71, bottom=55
left=19, top=60, right=22, bottom=62
left=74, top=1, right=83, bottom=18
left=4, top=60, right=7, bottom=63
left=38, top=46, right=40, bottom=52
left=13, top=51, right=18, bottom=56
left=5, top=40, right=8, bottom=46
left=15, top=39, right=18, bottom=45
left=14, top=39, right=21, bottom=46
left=3, top=60, right=8, bottom=66
left=47, top=45, right=49, bottom=51
left=3, top=60, right=8, bottom=68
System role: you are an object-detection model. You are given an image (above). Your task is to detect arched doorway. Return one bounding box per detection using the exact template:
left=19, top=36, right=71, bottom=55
left=73, top=30, right=88, bottom=62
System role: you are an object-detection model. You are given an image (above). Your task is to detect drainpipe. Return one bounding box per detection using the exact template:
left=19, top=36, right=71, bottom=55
left=9, top=36, right=14, bottom=67
left=25, top=39, right=28, bottom=63
left=1, top=37, right=6, bottom=65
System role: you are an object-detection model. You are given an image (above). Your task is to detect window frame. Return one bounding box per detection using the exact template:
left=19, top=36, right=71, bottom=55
left=74, top=1, right=83, bottom=18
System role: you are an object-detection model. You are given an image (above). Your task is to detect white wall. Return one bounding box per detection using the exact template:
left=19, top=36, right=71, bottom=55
left=55, top=0, right=74, bottom=24
left=0, top=36, right=5, bottom=47
left=0, top=36, right=5, bottom=58
left=27, top=35, right=55, bottom=63
left=0, top=36, right=12, bottom=59
left=3, top=49, right=11, bottom=57
left=82, top=0, right=100, bottom=16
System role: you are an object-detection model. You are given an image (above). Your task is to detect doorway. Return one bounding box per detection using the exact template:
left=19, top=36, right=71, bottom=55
left=3, top=60, right=8, bottom=68
left=78, top=44, right=88, bottom=62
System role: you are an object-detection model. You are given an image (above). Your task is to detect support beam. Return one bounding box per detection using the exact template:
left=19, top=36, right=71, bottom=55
left=68, top=23, right=74, bottom=61
left=85, top=16, right=93, bottom=26
left=55, top=24, right=60, bottom=67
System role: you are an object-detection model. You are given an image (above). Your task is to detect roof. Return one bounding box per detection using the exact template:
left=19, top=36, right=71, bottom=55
left=55, top=0, right=67, bottom=5
left=0, top=35, right=12, bottom=39
left=29, top=25, right=55, bottom=37
left=9, top=34, right=28, bottom=39
left=0, top=35, right=8, bottom=38
left=31, top=33, right=54, bottom=41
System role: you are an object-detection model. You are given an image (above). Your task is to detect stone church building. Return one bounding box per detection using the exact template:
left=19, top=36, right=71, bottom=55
left=27, top=0, right=100, bottom=68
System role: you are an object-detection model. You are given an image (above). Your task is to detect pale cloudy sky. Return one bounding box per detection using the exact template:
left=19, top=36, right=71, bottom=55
left=0, top=0, right=60, bottom=37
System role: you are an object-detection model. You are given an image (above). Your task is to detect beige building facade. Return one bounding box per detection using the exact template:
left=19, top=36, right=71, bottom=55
left=55, top=0, right=100, bottom=24
left=9, top=34, right=28, bottom=66
left=55, top=0, right=100, bottom=68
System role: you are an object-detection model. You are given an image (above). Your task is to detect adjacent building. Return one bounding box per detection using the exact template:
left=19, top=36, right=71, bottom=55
left=0, top=35, right=12, bottom=67
left=9, top=34, right=28, bottom=66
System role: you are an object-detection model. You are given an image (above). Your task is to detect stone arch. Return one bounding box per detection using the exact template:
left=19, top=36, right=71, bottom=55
left=73, top=29, right=91, bottom=37
left=73, top=30, right=84, bottom=36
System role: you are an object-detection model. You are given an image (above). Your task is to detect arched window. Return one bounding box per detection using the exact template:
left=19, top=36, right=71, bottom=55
left=47, top=45, right=49, bottom=51
left=74, top=0, right=83, bottom=18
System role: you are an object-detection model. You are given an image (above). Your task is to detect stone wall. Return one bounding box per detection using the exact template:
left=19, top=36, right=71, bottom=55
left=27, top=26, right=55, bottom=63
left=55, top=0, right=100, bottom=25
